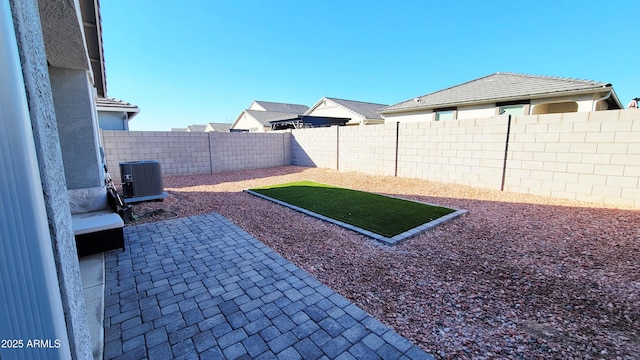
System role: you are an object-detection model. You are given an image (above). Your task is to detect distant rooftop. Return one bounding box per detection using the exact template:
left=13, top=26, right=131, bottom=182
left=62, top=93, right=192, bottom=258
left=206, top=123, right=232, bottom=132
left=321, top=97, right=388, bottom=120
left=187, top=125, right=207, bottom=132
left=96, top=97, right=140, bottom=119
left=246, top=110, right=300, bottom=126
left=251, top=100, right=309, bottom=114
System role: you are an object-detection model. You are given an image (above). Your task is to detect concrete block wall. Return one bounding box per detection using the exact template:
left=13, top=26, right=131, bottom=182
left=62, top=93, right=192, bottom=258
left=101, top=130, right=290, bottom=185
left=291, top=126, right=338, bottom=169
left=101, top=109, right=640, bottom=208
left=338, top=124, right=397, bottom=176
left=209, top=132, right=290, bottom=172
left=505, top=110, right=640, bottom=208
left=289, top=110, right=640, bottom=208
left=101, top=130, right=210, bottom=183
left=396, top=117, right=508, bottom=190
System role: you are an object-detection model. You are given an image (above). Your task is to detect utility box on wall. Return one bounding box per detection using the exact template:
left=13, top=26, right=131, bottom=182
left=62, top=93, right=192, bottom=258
left=119, top=160, right=167, bottom=203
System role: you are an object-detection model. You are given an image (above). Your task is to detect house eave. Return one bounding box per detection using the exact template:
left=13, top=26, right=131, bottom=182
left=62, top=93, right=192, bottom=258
left=96, top=105, right=140, bottom=119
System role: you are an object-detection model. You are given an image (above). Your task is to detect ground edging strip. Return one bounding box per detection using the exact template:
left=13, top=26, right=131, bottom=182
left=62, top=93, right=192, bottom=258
left=244, top=189, right=468, bottom=246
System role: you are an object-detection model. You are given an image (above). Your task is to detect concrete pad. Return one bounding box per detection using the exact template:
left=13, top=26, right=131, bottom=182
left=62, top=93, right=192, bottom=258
left=79, top=253, right=105, bottom=360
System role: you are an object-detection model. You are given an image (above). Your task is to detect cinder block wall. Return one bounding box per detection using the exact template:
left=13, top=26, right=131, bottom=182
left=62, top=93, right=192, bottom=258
left=209, top=132, right=290, bottom=173
left=338, top=123, right=397, bottom=176
left=289, top=110, right=640, bottom=208
left=102, top=110, right=640, bottom=208
left=396, top=117, right=508, bottom=190
left=504, top=110, right=640, bottom=208
left=101, top=130, right=291, bottom=184
left=101, top=131, right=210, bottom=183
left=291, top=126, right=338, bottom=168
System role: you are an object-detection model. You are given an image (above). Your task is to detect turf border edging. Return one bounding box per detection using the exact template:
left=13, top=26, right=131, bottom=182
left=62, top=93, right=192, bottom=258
left=244, top=189, right=468, bottom=246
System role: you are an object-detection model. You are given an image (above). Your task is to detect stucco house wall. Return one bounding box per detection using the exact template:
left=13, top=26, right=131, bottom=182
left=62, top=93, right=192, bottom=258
left=49, top=67, right=104, bottom=189
left=233, top=111, right=267, bottom=132
left=98, top=111, right=128, bottom=130
left=231, top=110, right=271, bottom=133
left=456, top=105, right=500, bottom=120
left=530, top=93, right=604, bottom=114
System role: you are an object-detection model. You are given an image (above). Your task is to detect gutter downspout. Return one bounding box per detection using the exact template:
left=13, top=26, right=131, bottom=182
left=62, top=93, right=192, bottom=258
left=0, top=1, right=71, bottom=358
left=592, top=90, right=612, bottom=111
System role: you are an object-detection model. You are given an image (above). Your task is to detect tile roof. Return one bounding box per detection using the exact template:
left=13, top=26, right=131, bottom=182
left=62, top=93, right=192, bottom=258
left=186, top=125, right=207, bottom=132
left=206, top=123, right=232, bottom=132
left=321, top=97, right=388, bottom=120
left=246, top=110, right=300, bottom=126
left=381, top=72, right=615, bottom=113
left=252, top=101, right=309, bottom=114
left=96, top=97, right=139, bottom=112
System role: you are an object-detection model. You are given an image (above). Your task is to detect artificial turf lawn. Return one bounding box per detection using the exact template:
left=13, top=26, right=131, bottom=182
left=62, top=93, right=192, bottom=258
left=250, top=181, right=455, bottom=237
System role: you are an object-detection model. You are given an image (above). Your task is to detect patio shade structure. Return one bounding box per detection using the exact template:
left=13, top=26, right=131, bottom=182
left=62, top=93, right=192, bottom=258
left=270, top=115, right=350, bottom=130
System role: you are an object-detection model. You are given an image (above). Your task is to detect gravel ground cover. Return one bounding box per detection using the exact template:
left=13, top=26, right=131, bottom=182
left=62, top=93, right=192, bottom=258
left=127, top=165, right=640, bottom=359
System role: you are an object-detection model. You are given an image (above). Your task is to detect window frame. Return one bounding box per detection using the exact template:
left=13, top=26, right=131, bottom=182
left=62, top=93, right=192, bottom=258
left=434, top=107, right=457, bottom=121
left=497, top=100, right=530, bottom=116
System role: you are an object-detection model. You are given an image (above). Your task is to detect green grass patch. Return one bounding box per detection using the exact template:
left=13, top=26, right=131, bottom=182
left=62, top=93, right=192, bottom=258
left=250, top=181, right=455, bottom=238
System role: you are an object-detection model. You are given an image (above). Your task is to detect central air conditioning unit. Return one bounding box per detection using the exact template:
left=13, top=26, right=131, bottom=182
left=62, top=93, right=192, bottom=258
left=120, top=160, right=164, bottom=199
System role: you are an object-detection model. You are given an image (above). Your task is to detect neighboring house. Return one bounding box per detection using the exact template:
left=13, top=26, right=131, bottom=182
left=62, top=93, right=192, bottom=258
left=231, top=101, right=309, bottom=132
left=187, top=124, right=207, bottom=132
left=205, top=122, right=232, bottom=132
left=96, top=97, right=140, bottom=130
left=233, top=110, right=301, bottom=132
left=180, top=123, right=232, bottom=132
left=249, top=100, right=309, bottom=114
left=2, top=0, right=128, bottom=358
left=305, top=97, right=387, bottom=126
left=380, top=72, right=624, bottom=123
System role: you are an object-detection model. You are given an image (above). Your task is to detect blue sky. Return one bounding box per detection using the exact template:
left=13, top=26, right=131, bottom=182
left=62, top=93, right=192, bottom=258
left=100, top=1, right=639, bottom=131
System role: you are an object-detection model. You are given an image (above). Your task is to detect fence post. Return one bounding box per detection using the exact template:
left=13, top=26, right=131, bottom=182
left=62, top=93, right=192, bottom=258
left=500, top=115, right=512, bottom=191
left=395, top=122, right=400, bottom=177
left=336, top=125, right=340, bottom=170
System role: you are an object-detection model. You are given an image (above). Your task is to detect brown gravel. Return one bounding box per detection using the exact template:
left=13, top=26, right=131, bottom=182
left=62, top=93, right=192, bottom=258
left=126, top=165, right=640, bottom=359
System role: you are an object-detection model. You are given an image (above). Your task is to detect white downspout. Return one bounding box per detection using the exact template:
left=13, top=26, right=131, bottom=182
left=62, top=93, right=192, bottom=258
left=592, top=90, right=612, bottom=111
left=0, top=2, right=71, bottom=359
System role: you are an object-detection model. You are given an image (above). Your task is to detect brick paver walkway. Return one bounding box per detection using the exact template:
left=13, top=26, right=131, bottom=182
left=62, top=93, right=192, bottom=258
left=103, top=213, right=435, bottom=359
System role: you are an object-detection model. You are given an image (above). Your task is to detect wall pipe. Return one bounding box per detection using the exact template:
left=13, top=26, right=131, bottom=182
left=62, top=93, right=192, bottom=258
left=592, top=90, right=612, bottom=111
left=0, top=2, right=71, bottom=358
left=500, top=115, right=512, bottom=191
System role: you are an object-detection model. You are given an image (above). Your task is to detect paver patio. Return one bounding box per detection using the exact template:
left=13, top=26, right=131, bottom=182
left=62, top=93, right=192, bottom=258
left=103, top=212, right=435, bottom=359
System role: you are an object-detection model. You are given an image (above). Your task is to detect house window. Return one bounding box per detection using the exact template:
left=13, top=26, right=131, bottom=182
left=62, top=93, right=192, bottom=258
left=434, top=108, right=456, bottom=121
left=497, top=100, right=530, bottom=116
left=499, top=104, right=526, bottom=116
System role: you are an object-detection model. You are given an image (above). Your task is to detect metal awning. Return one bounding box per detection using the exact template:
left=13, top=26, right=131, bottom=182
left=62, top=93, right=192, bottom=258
left=270, top=115, right=350, bottom=130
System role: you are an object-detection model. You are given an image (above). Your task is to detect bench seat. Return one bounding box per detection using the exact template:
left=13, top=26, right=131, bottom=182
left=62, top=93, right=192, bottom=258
left=72, top=210, right=124, bottom=235
left=69, top=187, right=125, bottom=257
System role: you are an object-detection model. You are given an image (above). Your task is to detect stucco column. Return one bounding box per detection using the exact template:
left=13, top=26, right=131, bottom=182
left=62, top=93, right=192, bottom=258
left=8, top=0, right=93, bottom=359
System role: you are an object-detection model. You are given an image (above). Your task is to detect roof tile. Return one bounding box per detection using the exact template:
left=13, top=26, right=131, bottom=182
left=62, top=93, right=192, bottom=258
left=381, top=72, right=612, bottom=112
